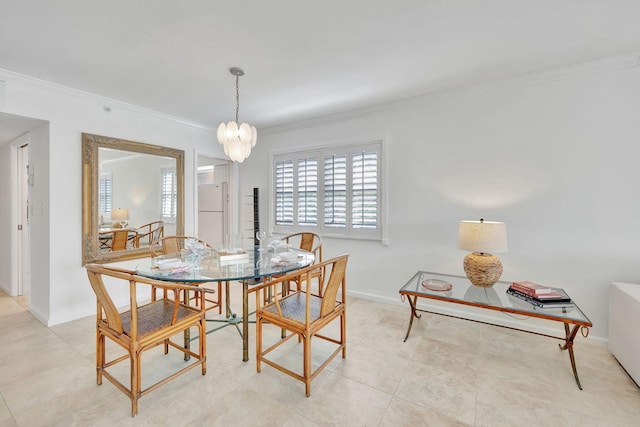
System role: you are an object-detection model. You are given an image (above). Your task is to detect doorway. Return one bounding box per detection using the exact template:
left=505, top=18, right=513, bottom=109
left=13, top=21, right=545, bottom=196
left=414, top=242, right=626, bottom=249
left=196, top=155, right=231, bottom=248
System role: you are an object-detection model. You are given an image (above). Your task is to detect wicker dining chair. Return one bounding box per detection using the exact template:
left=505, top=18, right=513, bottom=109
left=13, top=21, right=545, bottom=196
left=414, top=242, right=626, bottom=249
left=255, top=254, right=348, bottom=396
left=282, top=232, right=323, bottom=289
left=85, top=264, right=210, bottom=416
left=150, top=235, right=222, bottom=314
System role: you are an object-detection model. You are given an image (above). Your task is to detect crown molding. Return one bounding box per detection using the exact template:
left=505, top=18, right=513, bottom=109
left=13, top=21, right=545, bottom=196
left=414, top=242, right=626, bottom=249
left=0, top=68, right=215, bottom=132
left=261, top=50, right=640, bottom=136
left=521, top=50, right=640, bottom=86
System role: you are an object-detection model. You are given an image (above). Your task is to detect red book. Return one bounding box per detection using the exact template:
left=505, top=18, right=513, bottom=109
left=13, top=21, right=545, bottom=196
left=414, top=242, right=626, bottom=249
left=510, top=281, right=563, bottom=299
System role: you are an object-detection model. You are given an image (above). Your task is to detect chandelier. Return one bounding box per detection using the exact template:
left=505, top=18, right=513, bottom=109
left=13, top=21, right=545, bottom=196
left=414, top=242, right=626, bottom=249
left=217, top=67, right=257, bottom=163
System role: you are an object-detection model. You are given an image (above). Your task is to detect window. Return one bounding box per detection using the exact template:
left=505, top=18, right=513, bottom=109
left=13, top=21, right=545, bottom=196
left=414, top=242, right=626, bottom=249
left=161, top=168, right=177, bottom=221
left=99, top=173, right=112, bottom=215
left=273, top=141, right=382, bottom=239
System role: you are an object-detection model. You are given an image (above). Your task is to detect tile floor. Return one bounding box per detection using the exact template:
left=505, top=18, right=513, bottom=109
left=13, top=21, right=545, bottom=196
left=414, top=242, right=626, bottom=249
left=1, top=287, right=639, bottom=426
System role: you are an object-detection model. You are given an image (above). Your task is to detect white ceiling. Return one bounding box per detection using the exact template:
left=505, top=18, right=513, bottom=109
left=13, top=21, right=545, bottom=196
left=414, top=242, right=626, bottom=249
left=2, top=0, right=640, bottom=137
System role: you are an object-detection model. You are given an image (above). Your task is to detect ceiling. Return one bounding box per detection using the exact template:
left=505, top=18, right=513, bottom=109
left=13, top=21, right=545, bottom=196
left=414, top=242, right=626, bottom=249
left=2, top=0, right=640, bottom=139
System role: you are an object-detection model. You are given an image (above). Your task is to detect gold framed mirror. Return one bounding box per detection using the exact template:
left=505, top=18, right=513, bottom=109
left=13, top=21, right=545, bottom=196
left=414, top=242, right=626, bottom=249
left=82, top=133, right=184, bottom=264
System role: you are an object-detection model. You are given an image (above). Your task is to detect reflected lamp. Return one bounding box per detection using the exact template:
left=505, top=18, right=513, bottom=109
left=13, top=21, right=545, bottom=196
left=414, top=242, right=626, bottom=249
left=111, top=208, right=129, bottom=228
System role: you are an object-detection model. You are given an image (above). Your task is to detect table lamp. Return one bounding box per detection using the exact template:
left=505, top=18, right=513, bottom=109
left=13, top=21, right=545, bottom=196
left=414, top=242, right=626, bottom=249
left=457, top=218, right=508, bottom=287
left=111, top=208, right=129, bottom=228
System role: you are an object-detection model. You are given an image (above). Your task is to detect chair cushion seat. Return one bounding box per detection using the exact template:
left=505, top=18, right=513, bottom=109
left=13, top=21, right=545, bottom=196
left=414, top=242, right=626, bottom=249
left=263, top=293, right=322, bottom=324
left=121, top=300, right=198, bottom=337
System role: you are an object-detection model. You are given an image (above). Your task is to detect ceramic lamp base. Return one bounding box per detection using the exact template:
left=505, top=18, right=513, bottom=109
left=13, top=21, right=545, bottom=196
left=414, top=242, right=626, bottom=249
left=463, top=252, right=503, bottom=288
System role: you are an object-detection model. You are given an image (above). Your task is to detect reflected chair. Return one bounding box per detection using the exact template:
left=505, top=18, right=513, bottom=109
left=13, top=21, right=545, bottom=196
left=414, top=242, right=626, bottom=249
left=85, top=264, right=210, bottom=416
left=150, top=236, right=222, bottom=314
left=98, top=231, right=112, bottom=251
left=282, top=232, right=323, bottom=289
left=255, top=254, right=348, bottom=396
left=137, top=220, right=164, bottom=247
left=110, top=229, right=137, bottom=251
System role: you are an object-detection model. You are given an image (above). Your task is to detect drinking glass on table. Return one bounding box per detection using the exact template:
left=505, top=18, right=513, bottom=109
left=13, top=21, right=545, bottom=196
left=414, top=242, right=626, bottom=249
left=256, top=231, right=266, bottom=247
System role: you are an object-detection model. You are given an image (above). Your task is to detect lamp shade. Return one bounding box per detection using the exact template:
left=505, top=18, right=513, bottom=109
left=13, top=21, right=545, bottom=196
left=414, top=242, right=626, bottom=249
left=110, top=208, right=129, bottom=221
left=457, top=220, right=507, bottom=253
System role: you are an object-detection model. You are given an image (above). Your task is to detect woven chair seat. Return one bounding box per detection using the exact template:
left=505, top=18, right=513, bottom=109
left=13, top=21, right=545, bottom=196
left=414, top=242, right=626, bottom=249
left=120, top=300, right=198, bottom=337
left=256, top=254, right=348, bottom=397
left=264, top=293, right=322, bottom=324
left=86, top=264, right=209, bottom=416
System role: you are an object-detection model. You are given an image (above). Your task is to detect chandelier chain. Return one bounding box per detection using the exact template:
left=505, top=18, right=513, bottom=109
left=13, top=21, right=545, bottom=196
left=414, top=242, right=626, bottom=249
left=235, top=75, right=240, bottom=123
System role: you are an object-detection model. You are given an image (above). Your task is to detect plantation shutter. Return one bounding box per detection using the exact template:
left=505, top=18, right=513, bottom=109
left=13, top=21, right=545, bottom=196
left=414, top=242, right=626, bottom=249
left=351, top=150, right=378, bottom=228
left=297, top=157, right=318, bottom=225
left=323, top=154, right=347, bottom=228
left=272, top=140, right=382, bottom=240
left=275, top=159, right=294, bottom=225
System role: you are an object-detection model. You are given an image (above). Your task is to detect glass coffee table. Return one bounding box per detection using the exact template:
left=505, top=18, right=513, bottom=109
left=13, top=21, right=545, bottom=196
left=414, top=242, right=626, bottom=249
left=399, top=271, right=593, bottom=390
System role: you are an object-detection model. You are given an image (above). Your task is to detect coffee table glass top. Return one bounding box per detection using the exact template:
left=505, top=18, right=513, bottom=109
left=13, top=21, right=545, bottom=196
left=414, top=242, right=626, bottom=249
left=400, top=271, right=592, bottom=325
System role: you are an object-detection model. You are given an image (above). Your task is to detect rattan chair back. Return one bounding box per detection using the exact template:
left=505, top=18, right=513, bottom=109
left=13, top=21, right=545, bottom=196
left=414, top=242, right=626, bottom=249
left=111, top=229, right=131, bottom=251
left=85, top=264, right=209, bottom=416
left=149, top=236, right=222, bottom=314
left=137, top=220, right=164, bottom=247
left=283, top=232, right=322, bottom=263
left=255, top=253, right=349, bottom=396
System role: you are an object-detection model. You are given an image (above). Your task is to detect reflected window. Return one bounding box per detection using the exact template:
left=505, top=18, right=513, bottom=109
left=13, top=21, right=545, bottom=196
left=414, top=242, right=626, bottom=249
left=99, top=172, right=112, bottom=215
left=161, top=168, right=177, bottom=221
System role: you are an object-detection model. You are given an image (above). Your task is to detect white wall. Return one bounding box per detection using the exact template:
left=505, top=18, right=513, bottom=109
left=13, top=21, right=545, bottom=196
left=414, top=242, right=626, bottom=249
left=0, top=69, right=226, bottom=325
left=239, top=54, right=640, bottom=340
left=2, top=54, right=638, bottom=339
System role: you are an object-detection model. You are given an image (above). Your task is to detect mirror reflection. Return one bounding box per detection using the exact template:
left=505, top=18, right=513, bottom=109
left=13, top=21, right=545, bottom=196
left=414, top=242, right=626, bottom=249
left=82, top=133, right=184, bottom=264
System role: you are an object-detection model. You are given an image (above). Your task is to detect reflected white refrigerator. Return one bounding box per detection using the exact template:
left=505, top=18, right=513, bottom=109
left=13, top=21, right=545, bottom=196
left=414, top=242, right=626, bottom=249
left=198, top=183, right=227, bottom=249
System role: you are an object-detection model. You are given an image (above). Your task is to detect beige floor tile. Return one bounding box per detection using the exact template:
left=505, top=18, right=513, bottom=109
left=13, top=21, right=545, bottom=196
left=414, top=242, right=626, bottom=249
left=295, top=373, right=392, bottom=426
left=185, top=385, right=293, bottom=426
left=380, top=396, right=472, bottom=426
left=2, top=289, right=640, bottom=426
left=395, top=360, right=477, bottom=425
left=281, top=413, right=321, bottom=427
left=332, top=344, right=411, bottom=394
left=0, top=397, right=16, bottom=427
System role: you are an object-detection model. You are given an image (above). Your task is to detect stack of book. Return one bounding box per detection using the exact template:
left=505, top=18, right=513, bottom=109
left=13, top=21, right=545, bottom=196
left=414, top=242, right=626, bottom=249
left=507, top=281, right=574, bottom=308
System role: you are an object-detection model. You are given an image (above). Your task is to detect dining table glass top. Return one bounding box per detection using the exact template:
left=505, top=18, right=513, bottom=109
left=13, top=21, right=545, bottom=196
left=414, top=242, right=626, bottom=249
left=135, top=247, right=315, bottom=283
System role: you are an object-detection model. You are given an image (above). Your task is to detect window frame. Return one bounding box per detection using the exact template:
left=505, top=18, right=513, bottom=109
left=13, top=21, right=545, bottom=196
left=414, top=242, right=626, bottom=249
left=270, top=140, right=384, bottom=241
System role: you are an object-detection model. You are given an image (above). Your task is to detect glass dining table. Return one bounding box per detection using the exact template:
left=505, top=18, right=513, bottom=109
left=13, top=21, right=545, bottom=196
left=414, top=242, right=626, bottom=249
left=135, top=247, right=315, bottom=362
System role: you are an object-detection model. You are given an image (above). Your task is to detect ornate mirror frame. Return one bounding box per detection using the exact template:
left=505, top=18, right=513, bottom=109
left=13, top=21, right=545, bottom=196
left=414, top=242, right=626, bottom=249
left=82, top=133, right=185, bottom=265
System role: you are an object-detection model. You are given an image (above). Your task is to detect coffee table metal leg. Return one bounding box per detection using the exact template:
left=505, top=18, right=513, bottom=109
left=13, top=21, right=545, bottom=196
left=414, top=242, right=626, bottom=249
left=403, top=295, right=421, bottom=342
left=559, top=323, right=583, bottom=390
